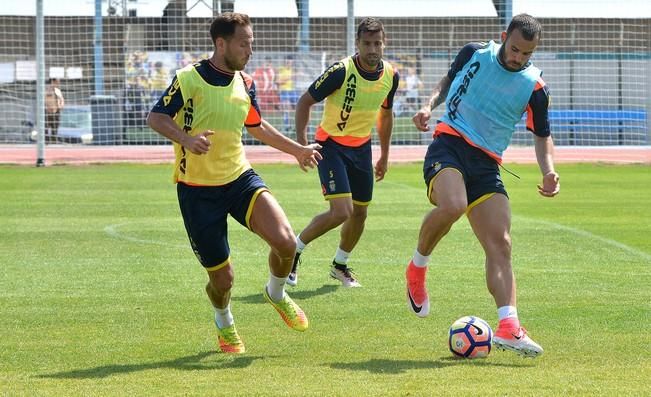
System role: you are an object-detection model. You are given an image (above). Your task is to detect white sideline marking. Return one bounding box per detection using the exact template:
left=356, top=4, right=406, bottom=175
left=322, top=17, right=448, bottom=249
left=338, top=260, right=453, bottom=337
left=518, top=217, right=651, bottom=262
left=106, top=183, right=651, bottom=263
left=104, top=222, right=337, bottom=266
left=383, top=180, right=651, bottom=263
left=104, top=223, right=187, bottom=249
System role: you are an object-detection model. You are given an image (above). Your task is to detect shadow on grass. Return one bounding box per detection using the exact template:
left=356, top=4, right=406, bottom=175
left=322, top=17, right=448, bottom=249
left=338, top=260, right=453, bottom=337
left=234, top=284, right=338, bottom=304
left=329, top=357, right=533, bottom=374
left=37, top=351, right=266, bottom=379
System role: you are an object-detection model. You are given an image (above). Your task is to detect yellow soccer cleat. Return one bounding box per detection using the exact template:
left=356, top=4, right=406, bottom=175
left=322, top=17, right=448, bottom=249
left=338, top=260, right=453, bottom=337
left=263, top=288, right=309, bottom=331
left=216, top=324, right=246, bottom=354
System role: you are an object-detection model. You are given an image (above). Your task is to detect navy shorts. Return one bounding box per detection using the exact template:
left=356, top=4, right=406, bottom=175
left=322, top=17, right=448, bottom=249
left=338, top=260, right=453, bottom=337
left=316, top=138, right=373, bottom=205
left=177, top=168, right=268, bottom=271
left=423, top=134, right=508, bottom=206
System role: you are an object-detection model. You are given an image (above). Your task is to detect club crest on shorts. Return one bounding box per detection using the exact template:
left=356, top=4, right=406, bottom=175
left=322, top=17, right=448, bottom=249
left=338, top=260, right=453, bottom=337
left=329, top=180, right=336, bottom=192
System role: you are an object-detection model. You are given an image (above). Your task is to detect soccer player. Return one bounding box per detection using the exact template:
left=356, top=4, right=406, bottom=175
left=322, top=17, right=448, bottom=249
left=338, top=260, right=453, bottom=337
left=147, top=13, right=322, bottom=354
left=288, top=17, right=399, bottom=287
left=406, top=14, right=559, bottom=357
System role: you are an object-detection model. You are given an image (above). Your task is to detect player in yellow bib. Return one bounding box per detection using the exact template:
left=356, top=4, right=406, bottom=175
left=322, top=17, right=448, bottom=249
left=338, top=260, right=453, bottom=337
left=147, top=13, right=322, bottom=354
left=289, top=18, right=400, bottom=287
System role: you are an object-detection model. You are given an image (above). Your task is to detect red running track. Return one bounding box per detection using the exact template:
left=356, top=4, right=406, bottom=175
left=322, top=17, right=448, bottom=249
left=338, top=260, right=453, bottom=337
left=1, top=144, right=650, bottom=166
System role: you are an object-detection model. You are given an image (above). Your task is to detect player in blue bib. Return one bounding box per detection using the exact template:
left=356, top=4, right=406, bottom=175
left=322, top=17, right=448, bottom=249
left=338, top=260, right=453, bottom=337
left=406, top=14, right=560, bottom=358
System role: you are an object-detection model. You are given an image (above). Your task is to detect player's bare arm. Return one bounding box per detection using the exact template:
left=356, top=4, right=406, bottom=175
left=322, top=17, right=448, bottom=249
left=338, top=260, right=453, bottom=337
left=412, top=75, right=452, bottom=132
left=247, top=119, right=322, bottom=171
left=295, top=92, right=318, bottom=145
left=147, top=112, right=213, bottom=155
left=534, top=135, right=560, bottom=197
left=374, top=106, right=393, bottom=181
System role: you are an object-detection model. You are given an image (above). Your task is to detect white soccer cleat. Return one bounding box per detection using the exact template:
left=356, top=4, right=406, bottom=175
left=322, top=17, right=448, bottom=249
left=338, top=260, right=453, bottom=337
left=286, top=252, right=301, bottom=287
left=286, top=271, right=298, bottom=287
left=493, top=326, right=543, bottom=358
left=330, top=264, right=361, bottom=287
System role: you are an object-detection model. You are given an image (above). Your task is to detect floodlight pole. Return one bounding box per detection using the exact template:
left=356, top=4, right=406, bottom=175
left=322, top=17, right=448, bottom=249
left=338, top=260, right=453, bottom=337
left=94, top=0, right=105, bottom=95
left=346, top=0, right=354, bottom=55
left=298, top=0, right=310, bottom=53
left=504, top=0, right=512, bottom=29
left=35, top=0, right=45, bottom=167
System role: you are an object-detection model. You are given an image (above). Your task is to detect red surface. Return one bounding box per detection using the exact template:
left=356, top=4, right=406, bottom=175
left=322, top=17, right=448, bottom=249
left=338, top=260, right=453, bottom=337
left=1, top=144, right=649, bottom=166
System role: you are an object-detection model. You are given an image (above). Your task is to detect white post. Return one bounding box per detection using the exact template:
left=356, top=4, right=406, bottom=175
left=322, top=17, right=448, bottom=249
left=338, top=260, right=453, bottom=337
left=35, top=0, right=45, bottom=167
left=347, top=0, right=354, bottom=55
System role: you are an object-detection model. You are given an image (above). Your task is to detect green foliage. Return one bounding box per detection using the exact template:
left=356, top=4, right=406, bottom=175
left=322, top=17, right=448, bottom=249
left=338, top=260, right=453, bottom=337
left=0, top=163, right=649, bottom=396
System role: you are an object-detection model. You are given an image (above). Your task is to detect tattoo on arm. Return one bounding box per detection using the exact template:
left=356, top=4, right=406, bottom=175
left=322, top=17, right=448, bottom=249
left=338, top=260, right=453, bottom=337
left=429, top=76, right=451, bottom=111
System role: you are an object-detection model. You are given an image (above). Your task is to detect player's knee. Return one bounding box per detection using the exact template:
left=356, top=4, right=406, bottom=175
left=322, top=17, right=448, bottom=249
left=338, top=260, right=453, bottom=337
left=270, top=230, right=296, bottom=260
left=332, top=212, right=351, bottom=225
left=486, top=234, right=512, bottom=262
left=207, top=273, right=233, bottom=294
left=351, top=211, right=367, bottom=224
left=277, top=239, right=296, bottom=260
left=330, top=205, right=353, bottom=224
left=350, top=207, right=368, bottom=222
left=497, top=234, right=512, bottom=258
left=438, top=202, right=466, bottom=222
left=347, top=210, right=367, bottom=225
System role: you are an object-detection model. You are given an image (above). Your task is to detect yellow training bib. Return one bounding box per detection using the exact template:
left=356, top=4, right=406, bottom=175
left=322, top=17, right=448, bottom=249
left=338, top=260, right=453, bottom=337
left=172, top=64, right=252, bottom=186
left=319, top=56, right=394, bottom=141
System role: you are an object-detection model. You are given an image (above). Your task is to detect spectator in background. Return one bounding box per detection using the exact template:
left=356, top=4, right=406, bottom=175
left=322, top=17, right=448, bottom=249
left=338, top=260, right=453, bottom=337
left=277, top=55, right=298, bottom=132
left=178, top=52, right=197, bottom=68
left=45, top=78, right=64, bottom=143
left=127, top=51, right=149, bottom=77
left=404, top=67, right=423, bottom=113
left=124, top=76, right=148, bottom=128
left=251, top=57, right=279, bottom=114
left=149, top=61, right=170, bottom=102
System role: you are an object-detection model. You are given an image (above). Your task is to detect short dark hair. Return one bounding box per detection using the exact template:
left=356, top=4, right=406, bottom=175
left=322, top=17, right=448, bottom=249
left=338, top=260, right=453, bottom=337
left=356, top=17, right=384, bottom=40
left=209, top=12, right=250, bottom=43
left=506, top=13, right=542, bottom=41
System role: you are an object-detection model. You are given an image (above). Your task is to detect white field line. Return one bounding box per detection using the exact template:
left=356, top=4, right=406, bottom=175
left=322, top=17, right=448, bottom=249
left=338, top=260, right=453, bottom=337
left=382, top=180, right=651, bottom=263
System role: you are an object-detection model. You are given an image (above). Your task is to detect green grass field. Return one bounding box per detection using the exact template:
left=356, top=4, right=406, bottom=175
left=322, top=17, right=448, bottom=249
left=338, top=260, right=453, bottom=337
left=121, top=115, right=425, bottom=145
left=1, top=162, right=649, bottom=396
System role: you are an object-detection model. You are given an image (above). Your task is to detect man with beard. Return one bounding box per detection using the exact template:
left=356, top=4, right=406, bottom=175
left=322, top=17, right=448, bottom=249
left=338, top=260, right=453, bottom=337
left=147, top=13, right=322, bottom=354
left=406, top=14, right=559, bottom=358
left=288, top=17, right=399, bottom=288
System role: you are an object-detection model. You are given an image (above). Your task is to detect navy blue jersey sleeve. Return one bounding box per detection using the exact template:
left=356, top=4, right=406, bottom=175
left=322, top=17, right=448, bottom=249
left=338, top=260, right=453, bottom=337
left=307, top=62, right=346, bottom=102
left=526, top=81, right=551, bottom=137
left=447, top=42, right=487, bottom=81
left=150, top=76, right=184, bottom=117
left=381, top=70, right=400, bottom=109
left=241, top=72, right=262, bottom=127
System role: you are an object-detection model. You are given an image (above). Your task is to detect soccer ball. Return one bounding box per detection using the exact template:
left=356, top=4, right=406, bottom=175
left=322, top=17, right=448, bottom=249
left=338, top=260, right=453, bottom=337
left=448, top=316, right=493, bottom=358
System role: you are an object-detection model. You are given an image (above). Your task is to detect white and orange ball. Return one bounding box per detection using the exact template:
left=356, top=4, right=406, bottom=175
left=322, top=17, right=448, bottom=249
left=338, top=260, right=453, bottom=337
left=448, top=316, right=493, bottom=358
